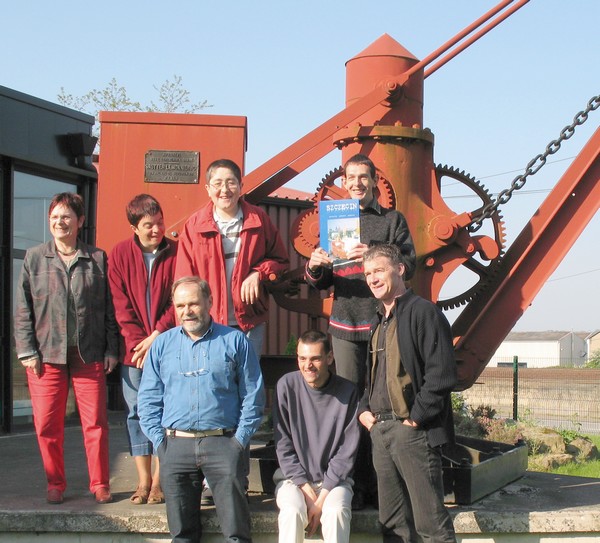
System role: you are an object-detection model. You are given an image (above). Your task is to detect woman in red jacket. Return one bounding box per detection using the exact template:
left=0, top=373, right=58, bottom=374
left=108, top=194, right=177, bottom=505
left=175, top=158, right=289, bottom=358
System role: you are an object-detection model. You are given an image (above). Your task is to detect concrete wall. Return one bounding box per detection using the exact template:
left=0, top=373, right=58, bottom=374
left=490, top=342, right=559, bottom=368
left=490, top=334, right=588, bottom=368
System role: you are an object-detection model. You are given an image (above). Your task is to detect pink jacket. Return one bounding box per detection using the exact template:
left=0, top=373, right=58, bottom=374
left=175, top=200, right=289, bottom=331
left=108, top=236, right=178, bottom=366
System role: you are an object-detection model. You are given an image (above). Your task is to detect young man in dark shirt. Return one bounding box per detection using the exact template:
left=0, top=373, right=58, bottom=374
left=306, top=153, right=416, bottom=508
left=273, top=330, right=360, bottom=543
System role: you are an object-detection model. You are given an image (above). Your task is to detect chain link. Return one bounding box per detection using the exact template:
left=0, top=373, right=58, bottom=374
left=469, top=94, right=600, bottom=232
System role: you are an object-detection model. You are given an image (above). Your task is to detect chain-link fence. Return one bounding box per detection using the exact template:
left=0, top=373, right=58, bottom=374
left=460, top=363, right=600, bottom=434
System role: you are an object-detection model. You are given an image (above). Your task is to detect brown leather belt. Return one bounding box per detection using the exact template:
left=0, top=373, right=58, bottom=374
left=167, top=428, right=235, bottom=438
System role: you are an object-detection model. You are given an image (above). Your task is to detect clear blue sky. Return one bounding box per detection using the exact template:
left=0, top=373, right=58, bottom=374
left=3, top=0, right=599, bottom=332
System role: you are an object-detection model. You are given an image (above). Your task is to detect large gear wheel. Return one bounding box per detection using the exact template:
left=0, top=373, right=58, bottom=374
left=290, top=208, right=320, bottom=258
left=291, top=166, right=396, bottom=258
left=313, top=166, right=396, bottom=209
left=434, top=164, right=507, bottom=310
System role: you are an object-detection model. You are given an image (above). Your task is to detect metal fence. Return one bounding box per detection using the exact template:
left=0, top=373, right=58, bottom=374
left=460, top=361, right=600, bottom=435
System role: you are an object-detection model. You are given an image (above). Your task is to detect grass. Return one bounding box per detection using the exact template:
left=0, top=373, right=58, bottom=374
left=551, top=460, right=600, bottom=478
left=546, top=434, right=600, bottom=478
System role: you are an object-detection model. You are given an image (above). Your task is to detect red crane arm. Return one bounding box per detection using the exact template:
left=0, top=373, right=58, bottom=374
left=453, top=127, right=600, bottom=389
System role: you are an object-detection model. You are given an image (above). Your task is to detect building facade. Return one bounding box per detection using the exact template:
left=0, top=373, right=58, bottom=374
left=0, top=86, right=99, bottom=432
left=0, top=87, right=326, bottom=433
left=489, top=331, right=589, bottom=368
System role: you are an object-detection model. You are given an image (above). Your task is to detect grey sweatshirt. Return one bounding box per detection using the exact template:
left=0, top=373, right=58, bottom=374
left=273, top=371, right=360, bottom=491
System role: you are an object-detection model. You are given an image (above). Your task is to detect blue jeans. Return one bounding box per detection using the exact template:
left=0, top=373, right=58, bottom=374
left=121, top=365, right=153, bottom=456
left=371, top=421, right=456, bottom=543
left=158, top=433, right=251, bottom=543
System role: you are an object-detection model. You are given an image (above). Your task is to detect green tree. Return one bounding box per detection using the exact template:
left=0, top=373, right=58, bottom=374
left=57, top=76, right=212, bottom=145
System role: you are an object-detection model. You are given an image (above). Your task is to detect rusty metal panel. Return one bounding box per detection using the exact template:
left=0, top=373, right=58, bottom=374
left=258, top=196, right=329, bottom=356
left=97, top=109, right=326, bottom=356
left=96, top=111, right=247, bottom=253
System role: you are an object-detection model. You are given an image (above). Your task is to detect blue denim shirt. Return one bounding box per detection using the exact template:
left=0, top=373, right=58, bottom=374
left=138, top=321, right=265, bottom=450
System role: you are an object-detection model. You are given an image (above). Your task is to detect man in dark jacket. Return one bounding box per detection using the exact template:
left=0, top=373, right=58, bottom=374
left=305, top=153, right=416, bottom=508
left=359, top=243, right=457, bottom=543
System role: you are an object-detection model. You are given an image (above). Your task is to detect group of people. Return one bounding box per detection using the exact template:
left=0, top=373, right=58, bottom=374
left=14, top=154, right=458, bottom=543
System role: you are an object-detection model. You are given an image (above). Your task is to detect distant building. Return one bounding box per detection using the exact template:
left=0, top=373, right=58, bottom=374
left=489, top=331, right=589, bottom=368
left=587, top=330, right=600, bottom=360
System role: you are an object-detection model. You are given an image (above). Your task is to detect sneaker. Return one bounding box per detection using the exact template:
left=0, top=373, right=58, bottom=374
left=351, top=490, right=366, bottom=511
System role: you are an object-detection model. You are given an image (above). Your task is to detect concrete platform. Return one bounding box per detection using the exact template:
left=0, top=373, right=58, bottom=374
left=1, top=416, right=600, bottom=542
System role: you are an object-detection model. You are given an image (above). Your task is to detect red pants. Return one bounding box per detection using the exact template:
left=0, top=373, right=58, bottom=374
left=27, top=349, right=110, bottom=493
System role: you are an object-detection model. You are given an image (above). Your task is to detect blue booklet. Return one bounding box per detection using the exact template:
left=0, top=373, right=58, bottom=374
left=318, top=199, right=361, bottom=266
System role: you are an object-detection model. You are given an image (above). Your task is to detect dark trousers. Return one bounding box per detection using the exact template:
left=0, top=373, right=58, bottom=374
left=371, top=421, right=456, bottom=543
left=331, top=337, right=376, bottom=498
left=158, top=433, right=251, bottom=543
left=331, top=336, right=367, bottom=393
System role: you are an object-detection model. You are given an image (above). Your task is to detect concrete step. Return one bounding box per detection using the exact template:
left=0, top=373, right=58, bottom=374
left=1, top=420, right=600, bottom=542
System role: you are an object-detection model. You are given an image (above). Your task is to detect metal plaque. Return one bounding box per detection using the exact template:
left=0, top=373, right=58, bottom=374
left=144, top=150, right=199, bottom=184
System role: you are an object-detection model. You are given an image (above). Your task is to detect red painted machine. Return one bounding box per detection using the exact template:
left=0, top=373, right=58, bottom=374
left=241, top=0, right=600, bottom=389
left=97, top=0, right=599, bottom=390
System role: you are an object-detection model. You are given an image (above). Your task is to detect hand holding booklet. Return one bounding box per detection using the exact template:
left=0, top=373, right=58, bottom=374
left=318, top=199, right=361, bottom=266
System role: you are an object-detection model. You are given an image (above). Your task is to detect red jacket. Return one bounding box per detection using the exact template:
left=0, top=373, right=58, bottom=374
left=175, top=200, right=289, bottom=331
left=108, top=236, right=178, bottom=366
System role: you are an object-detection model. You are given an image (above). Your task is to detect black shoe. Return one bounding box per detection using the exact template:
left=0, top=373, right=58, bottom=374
left=370, top=491, right=379, bottom=509
left=351, top=490, right=366, bottom=511
left=47, top=489, right=64, bottom=504
left=200, top=486, right=214, bottom=506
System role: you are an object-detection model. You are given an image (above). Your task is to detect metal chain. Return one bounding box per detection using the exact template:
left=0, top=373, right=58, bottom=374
left=469, top=94, right=600, bottom=232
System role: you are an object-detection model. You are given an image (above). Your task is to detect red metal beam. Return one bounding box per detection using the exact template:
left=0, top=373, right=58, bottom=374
left=244, top=138, right=333, bottom=204
left=423, top=0, right=530, bottom=78
left=453, top=127, right=600, bottom=389
left=244, top=0, right=530, bottom=200
left=243, top=80, right=403, bottom=200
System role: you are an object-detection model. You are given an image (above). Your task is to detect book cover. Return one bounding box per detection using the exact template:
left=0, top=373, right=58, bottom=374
left=318, top=199, right=361, bottom=266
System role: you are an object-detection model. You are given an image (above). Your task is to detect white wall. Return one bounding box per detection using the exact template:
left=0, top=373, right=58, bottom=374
left=489, top=333, right=588, bottom=368
left=489, top=341, right=560, bottom=368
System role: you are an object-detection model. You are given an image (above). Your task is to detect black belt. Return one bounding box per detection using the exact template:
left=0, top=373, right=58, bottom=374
left=167, top=428, right=235, bottom=438
left=374, top=412, right=405, bottom=422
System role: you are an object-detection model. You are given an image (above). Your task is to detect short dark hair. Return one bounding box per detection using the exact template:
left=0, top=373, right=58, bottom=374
left=206, top=159, right=242, bottom=185
left=48, top=192, right=85, bottom=219
left=171, top=276, right=212, bottom=299
left=126, top=194, right=163, bottom=226
left=298, top=330, right=332, bottom=354
left=363, top=243, right=403, bottom=266
left=343, top=153, right=376, bottom=180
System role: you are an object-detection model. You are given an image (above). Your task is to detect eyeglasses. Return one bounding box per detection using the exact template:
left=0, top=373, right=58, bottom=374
left=208, top=180, right=239, bottom=191
left=50, top=214, right=76, bottom=222
left=177, top=335, right=209, bottom=377
left=179, top=368, right=209, bottom=377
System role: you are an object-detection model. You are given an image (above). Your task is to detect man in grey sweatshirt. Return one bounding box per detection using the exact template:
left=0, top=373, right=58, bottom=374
left=273, top=330, right=360, bottom=543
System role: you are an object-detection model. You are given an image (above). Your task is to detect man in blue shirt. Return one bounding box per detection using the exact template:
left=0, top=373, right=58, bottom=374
left=139, top=276, right=265, bottom=543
